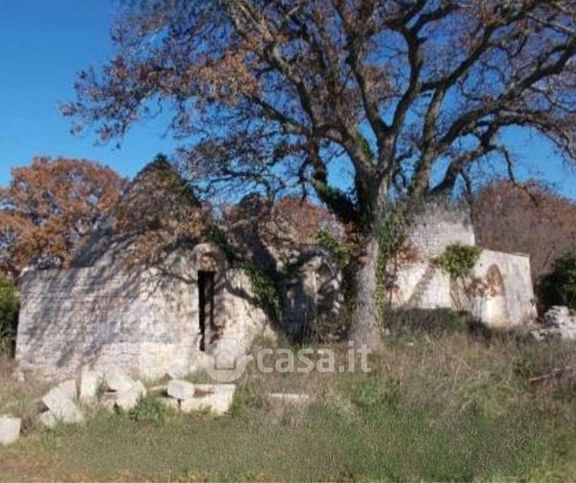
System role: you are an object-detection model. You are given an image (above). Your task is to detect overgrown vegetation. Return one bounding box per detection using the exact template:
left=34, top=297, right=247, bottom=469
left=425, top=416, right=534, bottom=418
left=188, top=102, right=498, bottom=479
left=238, top=261, right=282, bottom=323
left=434, top=244, right=482, bottom=279
left=0, top=274, right=19, bottom=355
left=125, top=396, right=169, bottom=425
left=206, top=224, right=282, bottom=323
left=2, top=309, right=576, bottom=481
left=315, top=228, right=350, bottom=266
left=375, top=202, right=411, bottom=320
left=541, top=247, right=576, bottom=311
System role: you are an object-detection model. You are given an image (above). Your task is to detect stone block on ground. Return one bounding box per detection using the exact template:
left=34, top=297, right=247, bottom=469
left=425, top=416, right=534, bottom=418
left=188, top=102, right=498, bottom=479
left=180, top=384, right=236, bottom=416
left=55, top=379, right=78, bottom=402
left=42, top=387, right=84, bottom=424
left=105, top=367, right=136, bottom=393
left=114, top=381, right=147, bottom=411
left=38, top=411, right=57, bottom=429
left=0, top=416, right=21, bottom=446
left=539, top=306, right=576, bottom=340
left=79, top=368, right=100, bottom=404
left=100, top=392, right=118, bottom=412
left=167, top=380, right=195, bottom=400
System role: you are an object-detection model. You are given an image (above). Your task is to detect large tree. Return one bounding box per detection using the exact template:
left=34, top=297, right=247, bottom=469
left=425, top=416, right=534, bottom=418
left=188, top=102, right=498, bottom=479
left=0, top=157, right=126, bottom=275
left=64, top=0, right=576, bottom=347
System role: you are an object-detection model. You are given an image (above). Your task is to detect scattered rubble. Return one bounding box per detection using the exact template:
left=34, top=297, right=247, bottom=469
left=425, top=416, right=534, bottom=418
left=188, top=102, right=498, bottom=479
left=532, top=306, right=576, bottom=341
left=38, top=411, right=57, bottom=429
left=8, top=367, right=244, bottom=445
left=105, top=367, right=138, bottom=393
left=79, top=368, right=100, bottom=405
left=167, top=380, right=195, bottom=401
left=100, top=369, right=146, bottom=412
left=41, top=380, right=84, bottom=424
left=0, top=416, right=21, bottom=446
left=180, top=384, right=236, bottom=415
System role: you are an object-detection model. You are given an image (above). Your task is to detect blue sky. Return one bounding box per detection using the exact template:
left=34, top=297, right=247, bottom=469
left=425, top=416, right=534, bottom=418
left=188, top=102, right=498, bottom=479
left=0, top=0, right=575, bottom=199
left=0, top=0, right=177, bottom=186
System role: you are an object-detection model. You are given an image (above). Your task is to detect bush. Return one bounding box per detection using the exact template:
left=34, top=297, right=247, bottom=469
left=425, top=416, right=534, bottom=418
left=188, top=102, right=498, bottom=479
left=0, top=274, right=19, bottom=354
left=434, top=244, right=482, bottom=279
left=125, top=397, right=168, bottom=425
left=541, top=248, right=576, bottom=311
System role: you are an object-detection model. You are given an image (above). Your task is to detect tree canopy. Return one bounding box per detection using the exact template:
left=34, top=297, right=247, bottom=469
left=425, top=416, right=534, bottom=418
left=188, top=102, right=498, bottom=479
left=64, top=0, right=576, bottom=344
left=474, top=180, right=576, bottom=294
left=0, top=157, right=126, bottom=276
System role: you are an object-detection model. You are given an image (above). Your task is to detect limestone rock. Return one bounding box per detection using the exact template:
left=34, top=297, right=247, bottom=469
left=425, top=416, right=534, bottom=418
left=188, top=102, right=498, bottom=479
left=541, top=306, right=576, bottom=340
left=42, top=387, right=84, bottom=424
left=111, top=381, right=147, bottom=411
left=180, top=384, right=236, bottom=416
left=38, top=411, right=57, bottom=429
left=105, top=367, right=136, bottom=393
left=0, top=416, right=21, bottom=446
left=79, top=368, right=100, bottom=405
left=55, top=379, right=78, bottom=402
left=167, top=380, right=195, bottom=401
left=100, top=392, right=118, bottom=412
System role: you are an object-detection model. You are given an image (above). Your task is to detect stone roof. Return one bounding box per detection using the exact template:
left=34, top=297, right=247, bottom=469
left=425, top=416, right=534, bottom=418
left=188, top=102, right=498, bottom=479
left=72, top=155, right=202, bottom=268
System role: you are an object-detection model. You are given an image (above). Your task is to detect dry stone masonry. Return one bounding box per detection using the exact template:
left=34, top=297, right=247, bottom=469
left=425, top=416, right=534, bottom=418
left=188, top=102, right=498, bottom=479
left=14, top=161, right=539, bottom=383
left=388, top=206, right=537, bottom=328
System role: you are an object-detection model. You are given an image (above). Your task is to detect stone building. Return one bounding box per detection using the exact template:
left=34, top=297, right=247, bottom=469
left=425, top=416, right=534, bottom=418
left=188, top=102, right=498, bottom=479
left=15, top=160, right=537, bottom=381
left=16, top=160, right=272, bottom=380
left=388, top=205, right=537, bottom=327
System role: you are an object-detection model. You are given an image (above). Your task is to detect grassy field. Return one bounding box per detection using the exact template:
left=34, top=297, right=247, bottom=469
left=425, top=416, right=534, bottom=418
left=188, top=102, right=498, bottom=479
left=1, top=310, right=576, bottom=481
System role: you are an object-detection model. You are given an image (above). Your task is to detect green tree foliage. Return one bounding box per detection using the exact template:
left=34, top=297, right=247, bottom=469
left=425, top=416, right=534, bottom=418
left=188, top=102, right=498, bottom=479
left=541, top=248, right=576, bottom=311
left=0, top=274, right=18, bottom=353
left=64, top=0, right=576, bottom=344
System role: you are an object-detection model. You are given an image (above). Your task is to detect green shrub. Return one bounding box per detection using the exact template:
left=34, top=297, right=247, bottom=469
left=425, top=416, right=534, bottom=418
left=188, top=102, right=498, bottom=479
left=540, top=247, right=576, bottom=311
left=0, top=274, right=19, bottom=355
left=434, top=244, right=482, bottom=279
left=125, top=397, right=168, bottom=424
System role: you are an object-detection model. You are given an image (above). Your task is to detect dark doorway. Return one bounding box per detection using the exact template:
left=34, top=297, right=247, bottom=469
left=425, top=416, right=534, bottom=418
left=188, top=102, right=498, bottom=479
left=198, top=271, right=216, bottom=351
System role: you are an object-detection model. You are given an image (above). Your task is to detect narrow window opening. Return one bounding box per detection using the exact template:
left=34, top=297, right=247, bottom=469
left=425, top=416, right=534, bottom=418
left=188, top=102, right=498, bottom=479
left=198, top=271, right=216, bottom=352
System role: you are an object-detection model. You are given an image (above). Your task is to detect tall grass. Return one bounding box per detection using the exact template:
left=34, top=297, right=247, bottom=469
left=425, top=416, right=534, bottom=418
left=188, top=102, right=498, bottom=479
left=1, top=310, right=575, bottom=481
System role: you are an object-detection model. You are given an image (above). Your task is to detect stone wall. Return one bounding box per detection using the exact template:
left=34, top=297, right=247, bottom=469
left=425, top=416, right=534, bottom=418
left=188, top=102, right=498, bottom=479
left=388, top=204, right=536, bottom=328
left=409, top=204, right=476, bottom=258
left=16, top=244, right=269, bottom=381
left=470, top=250, right=537, bottom=327
left=389, top=249, right=536, bottom=328
left=282, top=251, right=344, bottom=338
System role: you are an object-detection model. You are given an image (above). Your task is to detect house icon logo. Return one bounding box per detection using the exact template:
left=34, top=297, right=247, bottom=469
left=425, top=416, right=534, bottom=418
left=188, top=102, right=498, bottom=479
left=204, top=351, right=253, bottom=383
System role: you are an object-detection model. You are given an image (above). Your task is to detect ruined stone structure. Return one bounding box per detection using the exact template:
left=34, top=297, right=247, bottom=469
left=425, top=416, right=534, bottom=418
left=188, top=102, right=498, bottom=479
left=389, top=206, right=537, bottom=327
left=16, top=242, right=270, bottom=380
left=16, top=161, right=271, bottom=380
left=15, top=161, right=538, bottom=381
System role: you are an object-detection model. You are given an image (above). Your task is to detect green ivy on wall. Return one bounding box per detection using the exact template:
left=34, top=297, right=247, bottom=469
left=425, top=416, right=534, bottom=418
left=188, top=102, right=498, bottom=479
left=434, top=244, right=482, bottom=279
left=206, top=224, right=281, bottom=323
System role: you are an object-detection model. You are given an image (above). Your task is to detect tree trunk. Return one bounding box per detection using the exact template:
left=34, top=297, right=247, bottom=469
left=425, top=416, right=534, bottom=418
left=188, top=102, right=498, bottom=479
left=348, top=236, right=383, bottom=351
